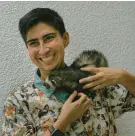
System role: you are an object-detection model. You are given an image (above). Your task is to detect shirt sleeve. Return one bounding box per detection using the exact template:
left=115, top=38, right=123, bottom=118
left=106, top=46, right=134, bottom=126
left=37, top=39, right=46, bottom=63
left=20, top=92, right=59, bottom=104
left=1, top=90, right=36, bottom=136
left=107, top=84, right=135, bottom=119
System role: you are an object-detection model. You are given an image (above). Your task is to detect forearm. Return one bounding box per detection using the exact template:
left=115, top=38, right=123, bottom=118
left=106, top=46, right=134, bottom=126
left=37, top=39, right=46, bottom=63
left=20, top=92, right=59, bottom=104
left=121, top=69, right=135, bottom=96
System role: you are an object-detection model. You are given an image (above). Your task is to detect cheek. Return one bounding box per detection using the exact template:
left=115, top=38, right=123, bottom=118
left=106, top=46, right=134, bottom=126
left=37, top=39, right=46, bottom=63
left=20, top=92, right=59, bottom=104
left=51, top=38, right=64, bottom=49
left=54, top=41, right=65, bottom=51
left=27, top=48, right=36, bottom=59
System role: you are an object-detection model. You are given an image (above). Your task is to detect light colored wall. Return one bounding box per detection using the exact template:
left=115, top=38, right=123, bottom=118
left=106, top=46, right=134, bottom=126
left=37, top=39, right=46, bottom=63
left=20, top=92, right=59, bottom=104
left=0, top=2, right=135, bottom=135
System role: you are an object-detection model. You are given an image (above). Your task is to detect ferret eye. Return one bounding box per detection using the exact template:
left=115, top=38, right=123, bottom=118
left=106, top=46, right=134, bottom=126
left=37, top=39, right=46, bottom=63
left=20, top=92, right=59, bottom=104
left=43, top=82, right=50, bottom=89
left=51, top=80, right=57, bottom=86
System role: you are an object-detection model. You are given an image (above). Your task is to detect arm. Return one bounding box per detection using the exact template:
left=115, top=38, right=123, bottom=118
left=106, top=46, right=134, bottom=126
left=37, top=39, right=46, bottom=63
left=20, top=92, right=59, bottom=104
left=120, top=70, right=135, bottom=96
left=79, top=67, right=135, bottom=118
left=79, top=67, right=135, bottom=95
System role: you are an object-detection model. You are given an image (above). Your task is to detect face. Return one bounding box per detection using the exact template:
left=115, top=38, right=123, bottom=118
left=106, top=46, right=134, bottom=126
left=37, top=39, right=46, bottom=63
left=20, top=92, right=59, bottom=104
left=44, top=70, right=62, bottom=90
left=26, top=22, right=69, bottom=79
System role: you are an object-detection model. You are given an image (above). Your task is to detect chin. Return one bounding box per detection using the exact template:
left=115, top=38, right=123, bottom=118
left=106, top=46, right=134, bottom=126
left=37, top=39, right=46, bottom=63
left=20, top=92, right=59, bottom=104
left=44, top=63, right=58, bottom=71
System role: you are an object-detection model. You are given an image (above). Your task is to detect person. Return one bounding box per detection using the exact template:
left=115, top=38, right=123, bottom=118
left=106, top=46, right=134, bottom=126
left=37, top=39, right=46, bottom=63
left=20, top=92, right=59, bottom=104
left=1, top=8, right=135, bottom=136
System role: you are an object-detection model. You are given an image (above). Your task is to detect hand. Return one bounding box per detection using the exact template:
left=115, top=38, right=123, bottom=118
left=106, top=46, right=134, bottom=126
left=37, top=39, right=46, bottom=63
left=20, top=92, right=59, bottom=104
left=54, top=91, right=92, bottom=132
left=79, top=66, right=124, bottom=90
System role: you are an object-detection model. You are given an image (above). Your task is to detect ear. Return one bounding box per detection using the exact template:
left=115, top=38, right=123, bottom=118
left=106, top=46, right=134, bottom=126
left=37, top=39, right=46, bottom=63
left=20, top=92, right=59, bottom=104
left=63, top=32, right=69, bottom=48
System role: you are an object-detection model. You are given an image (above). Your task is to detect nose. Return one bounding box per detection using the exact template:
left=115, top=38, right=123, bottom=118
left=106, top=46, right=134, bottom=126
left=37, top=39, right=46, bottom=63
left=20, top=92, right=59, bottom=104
left=38, top=42, right=50, bottom=55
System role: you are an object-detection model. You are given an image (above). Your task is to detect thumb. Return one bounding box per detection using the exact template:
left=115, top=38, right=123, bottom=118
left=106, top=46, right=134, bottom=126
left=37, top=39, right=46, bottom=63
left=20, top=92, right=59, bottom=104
left=67, top=91, right=77, bottom=102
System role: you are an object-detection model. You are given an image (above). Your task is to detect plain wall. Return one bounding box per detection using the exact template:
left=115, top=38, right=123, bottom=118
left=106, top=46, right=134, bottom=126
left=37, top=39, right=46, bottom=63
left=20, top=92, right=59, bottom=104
left=0, top=1, right=135, bottom=135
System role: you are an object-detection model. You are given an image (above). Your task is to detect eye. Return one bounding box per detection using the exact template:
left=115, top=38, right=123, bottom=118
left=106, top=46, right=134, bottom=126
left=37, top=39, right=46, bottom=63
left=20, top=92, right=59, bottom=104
left=43, top=82, right=50, bottom=89
left=44, top=34, right=56, bottom=43
left=28, top=41, right=39, bottom=47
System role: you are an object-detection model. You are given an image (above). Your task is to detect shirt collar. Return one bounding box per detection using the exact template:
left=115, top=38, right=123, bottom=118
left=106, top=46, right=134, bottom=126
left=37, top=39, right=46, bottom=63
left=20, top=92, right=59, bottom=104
left=34, top=68, right=55, bottom=97
left=34, top=68, right=70, bottom=103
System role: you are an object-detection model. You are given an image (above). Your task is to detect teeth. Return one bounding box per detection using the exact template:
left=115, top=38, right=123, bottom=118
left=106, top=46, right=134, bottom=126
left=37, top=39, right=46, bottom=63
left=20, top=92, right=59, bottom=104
left=41, top=54, right=55, bottom=63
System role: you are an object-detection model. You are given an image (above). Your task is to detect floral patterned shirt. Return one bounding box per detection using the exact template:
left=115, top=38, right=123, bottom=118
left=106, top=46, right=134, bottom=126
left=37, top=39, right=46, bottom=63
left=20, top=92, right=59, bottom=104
left=1, top=69, right=135, bottom=136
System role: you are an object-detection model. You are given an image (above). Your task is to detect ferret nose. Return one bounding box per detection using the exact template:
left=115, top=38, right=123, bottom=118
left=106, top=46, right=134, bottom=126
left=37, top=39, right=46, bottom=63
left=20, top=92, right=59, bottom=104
left=43, top=82, right=50, bottom=89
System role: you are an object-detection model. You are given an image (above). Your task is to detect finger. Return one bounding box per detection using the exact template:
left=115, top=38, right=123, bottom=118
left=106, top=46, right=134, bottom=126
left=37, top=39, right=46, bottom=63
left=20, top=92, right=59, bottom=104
left=80, top=66, right=99, bottom=73
left=67, top=91, right=77, bottom=102
left=83, top=80, right=102, bottom=89
left=77, top=92, right=87, bottom=98
left=83, top=98, right=93, bottom=106
left=93, top=84, right=105, bottom=90
left=79, top=74, right=99, bottom=84
left=76, top=93, right=87, bottom=104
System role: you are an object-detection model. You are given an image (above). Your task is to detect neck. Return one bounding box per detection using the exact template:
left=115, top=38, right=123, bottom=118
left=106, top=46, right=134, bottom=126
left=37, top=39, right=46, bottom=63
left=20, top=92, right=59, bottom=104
left=39, top=63, right=66, bottom=80
left=40, top=70, right=49, bottom=80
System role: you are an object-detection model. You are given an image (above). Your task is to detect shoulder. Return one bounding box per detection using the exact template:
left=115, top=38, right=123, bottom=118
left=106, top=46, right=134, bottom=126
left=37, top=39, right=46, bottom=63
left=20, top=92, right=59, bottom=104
left=14, top=81, right=35, bottom=93
left=5, top=81, right=35, bottom=104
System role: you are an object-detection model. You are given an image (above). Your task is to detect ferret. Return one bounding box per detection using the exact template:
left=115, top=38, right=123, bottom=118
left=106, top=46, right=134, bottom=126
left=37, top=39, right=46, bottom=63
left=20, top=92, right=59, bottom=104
left=43, top=50, right=108, bottom=99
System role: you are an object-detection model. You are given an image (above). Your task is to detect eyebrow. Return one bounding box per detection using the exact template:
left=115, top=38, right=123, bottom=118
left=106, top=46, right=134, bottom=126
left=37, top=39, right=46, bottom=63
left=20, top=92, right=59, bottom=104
left=26, top=32, right=57, bottom=44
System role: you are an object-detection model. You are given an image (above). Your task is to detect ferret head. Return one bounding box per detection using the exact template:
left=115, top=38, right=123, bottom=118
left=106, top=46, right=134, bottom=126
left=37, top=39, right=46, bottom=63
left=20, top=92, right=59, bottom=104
left=43, top=71, right=62, bottom=90
left=71, top=50, right=108, bottom=68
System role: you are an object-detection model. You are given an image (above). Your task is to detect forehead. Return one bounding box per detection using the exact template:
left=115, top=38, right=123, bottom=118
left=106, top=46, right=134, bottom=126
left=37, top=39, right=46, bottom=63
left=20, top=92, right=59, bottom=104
left=26, top=22, right=58, bottom=40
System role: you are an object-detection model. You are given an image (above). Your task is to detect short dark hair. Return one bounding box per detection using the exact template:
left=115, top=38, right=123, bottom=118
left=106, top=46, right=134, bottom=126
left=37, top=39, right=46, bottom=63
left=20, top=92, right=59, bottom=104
left=19, top=8, right=66, bottom=44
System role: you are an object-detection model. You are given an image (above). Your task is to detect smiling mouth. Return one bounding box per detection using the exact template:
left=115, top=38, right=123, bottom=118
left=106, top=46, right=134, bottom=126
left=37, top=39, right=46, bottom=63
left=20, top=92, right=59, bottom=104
left=40, top=53, right=55, bottom=63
